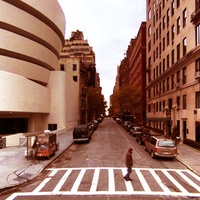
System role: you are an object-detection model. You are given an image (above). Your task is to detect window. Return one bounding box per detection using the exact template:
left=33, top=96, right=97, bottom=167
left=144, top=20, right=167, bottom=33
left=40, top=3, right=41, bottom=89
left=73, top=76, right=78, bottom=82
left=183, top=37, right=187, bottom=56
left=171, top=25, right=175, bottom=41
left=148, top=89, right=151, bottom=99
left=171, top=1, right=175, bottom=16
left=167, top=31, right=170, bottom=46
left=183, top=8, right=187, bottom=28
left=148, top=25, right=152, bottom=35
left=148, top=8, right=152, bottom=20
left=163, top=37, right=165, bottom=50
left=177, top=70, right=180, bottom=83
left=177, top=96, right=180, bottom=108
left=73, top=64, right=77, bottom=71
left=167, top=54, right=170, bottom=69
left=167, top=77, right=170, bottom=91
left=163, top=16, right=165, bottom=30
left=60, top=64, right=65, bottom=71
left=148, top=57, right=151, bottom=68
left=148, top=41, right=151, bottom=52
left=163, top=80, right=165, bottom=93
left=196, top=92, right=200, bottom=108
left=182, top=67, right=187, bottom=84
left=177, top=44, right=180, bottom=60
left=177, top=17, right=180, bottom=34
left=171, top=74, right=174, bottom=89
left=196, top=58, right=200, bottom=72
left=183, top=95, right=187, bottom=109
left=167, top=9, right=170, bottom=26
left=162, top=0, right=165, bottom=8
left=196, top=24, right=200, bottom=45
left=148, top=104, right=151, bottom=112
left=163, top=58, right=165, bottom=72
left=163, top=100, right=165, bottom=110
left=176, top=0, right=180, bottom=8
left=171, top=49, right=174, bottom=65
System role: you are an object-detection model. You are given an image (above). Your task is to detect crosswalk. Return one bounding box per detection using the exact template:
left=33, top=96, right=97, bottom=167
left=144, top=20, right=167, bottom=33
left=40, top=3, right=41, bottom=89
left=7, top=167, right=200, bottom=199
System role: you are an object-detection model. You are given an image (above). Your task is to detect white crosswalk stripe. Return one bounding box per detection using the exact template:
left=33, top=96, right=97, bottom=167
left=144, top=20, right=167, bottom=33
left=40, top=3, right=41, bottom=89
left=6, top=167, right=200, bottom=199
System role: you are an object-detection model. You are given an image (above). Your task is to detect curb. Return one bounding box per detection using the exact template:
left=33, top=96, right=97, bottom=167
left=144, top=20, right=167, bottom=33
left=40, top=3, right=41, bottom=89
left=0, top=141, right=74, bottom=193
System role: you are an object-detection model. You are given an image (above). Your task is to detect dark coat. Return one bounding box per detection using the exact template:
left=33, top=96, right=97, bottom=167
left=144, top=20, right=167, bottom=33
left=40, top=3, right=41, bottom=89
left=125, top=148, right=133, bottom=167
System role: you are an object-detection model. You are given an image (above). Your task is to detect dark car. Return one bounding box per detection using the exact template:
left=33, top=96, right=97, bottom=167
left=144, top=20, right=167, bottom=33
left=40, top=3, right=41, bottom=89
left=135, top=132, right=151, bottom=145
left=73, top=124, right=92, bottom=143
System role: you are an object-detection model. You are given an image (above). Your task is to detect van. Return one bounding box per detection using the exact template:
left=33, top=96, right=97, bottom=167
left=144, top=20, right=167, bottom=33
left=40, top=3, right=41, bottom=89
left=145, top=136, right=177, bottom=159
left=73, top=124, right=92, bottom=143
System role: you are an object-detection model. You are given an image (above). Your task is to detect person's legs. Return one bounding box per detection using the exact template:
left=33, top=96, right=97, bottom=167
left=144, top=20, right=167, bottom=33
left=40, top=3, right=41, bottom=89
left=124, top=167, right=132, bottom=181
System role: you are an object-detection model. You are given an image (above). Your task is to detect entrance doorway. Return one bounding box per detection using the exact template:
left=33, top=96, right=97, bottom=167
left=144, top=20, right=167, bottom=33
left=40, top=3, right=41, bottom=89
left=183, top=120, right=187, bottom=139
left=195, top=122, right=200, bottom=142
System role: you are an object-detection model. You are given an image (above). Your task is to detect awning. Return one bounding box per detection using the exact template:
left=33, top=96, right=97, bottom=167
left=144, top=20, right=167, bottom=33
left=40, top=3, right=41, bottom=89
left=146, top=117, right=171, bottom=122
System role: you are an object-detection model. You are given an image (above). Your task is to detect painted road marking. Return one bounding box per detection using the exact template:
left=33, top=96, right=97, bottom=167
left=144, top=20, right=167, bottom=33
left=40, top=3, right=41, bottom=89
left=6, top=167, right=200, bottom=199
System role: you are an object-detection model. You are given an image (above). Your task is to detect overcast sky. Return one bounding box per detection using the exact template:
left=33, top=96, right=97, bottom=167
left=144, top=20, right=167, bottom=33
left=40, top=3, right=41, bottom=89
left=57, top=0, right=146, bottom=107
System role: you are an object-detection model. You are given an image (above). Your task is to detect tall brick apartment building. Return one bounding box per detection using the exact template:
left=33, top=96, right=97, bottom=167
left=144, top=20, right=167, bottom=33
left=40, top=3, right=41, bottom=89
left=146, top=0, right=200, bottom=144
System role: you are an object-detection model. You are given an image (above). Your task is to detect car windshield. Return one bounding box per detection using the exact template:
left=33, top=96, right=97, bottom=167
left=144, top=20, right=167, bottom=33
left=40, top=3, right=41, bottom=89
left=158, top=140, right=175, bottom=147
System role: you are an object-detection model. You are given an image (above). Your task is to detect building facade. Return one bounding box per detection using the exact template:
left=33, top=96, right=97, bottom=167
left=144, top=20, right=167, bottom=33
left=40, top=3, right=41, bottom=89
left=116, top=22, right=146, bottom=124
left=59, top=30, right=97, bottom=124
left=146, top=0, right=200, bottom=143
left=0, top=0, right=76, bottom=136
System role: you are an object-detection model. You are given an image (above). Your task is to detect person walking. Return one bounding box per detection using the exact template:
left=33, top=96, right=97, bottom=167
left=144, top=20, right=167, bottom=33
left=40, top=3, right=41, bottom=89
left=124, top=147, right=133, bottom=181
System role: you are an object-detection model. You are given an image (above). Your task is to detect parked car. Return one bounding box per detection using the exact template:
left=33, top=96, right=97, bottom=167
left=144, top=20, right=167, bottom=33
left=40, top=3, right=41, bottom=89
left=97, top=117, right=102, bottom=123
left=92, top=120, right=99, bottom=130
left=130, top=126, right=142, bottom=136
left=145, top=136, right=177, bottom=159
left=135, top=132, right=151, bottom=145
left=124, top=121, right=133, bottom=132
left=73, top=124, right=92, bottom=143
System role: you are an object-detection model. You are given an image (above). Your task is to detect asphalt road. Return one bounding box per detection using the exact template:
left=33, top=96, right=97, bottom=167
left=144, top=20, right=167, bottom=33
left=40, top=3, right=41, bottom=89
left=2, top=118, right=200, bottom=200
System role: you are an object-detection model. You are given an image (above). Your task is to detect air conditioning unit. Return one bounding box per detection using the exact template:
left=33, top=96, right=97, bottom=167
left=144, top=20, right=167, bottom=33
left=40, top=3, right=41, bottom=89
left=195, top=71, right=200, bottom=79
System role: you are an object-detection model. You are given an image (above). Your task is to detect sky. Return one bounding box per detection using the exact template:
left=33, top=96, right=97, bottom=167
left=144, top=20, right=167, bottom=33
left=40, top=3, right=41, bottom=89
left=57, top=0, right=146, bottom=107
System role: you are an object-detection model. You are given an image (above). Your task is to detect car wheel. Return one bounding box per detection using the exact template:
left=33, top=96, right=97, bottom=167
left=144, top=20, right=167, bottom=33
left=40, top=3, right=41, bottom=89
left=138, top=140, right=142, bottom=145
left=151, top=151, right=155, bottom=158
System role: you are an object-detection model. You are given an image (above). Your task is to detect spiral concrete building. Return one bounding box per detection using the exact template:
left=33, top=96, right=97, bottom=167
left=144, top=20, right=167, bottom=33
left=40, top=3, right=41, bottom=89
left=0, top=0, right=79, bottom=140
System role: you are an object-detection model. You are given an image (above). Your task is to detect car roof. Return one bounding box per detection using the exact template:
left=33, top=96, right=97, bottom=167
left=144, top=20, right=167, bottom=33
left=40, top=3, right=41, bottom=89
left=151, top=135, right=172, bottom=140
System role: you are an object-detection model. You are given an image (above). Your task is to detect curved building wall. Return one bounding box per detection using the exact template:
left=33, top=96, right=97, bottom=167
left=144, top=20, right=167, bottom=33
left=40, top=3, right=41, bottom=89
left=0, top=0, right=66, bottom=134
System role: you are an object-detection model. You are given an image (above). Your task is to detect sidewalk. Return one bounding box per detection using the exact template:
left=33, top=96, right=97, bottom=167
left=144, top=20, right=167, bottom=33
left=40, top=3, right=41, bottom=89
left=0, top=129, right=74, bottom=190
left=0, top=131, right=200, bottom=191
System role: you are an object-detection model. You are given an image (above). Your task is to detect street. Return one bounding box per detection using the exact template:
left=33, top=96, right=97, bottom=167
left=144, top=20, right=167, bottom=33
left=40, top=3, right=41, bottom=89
left=3, top=118, right=200, bottom=200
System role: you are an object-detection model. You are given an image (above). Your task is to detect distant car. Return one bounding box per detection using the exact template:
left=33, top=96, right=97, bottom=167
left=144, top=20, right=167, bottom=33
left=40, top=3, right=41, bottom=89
left=123, top=121, right=132, bottom=131
left=73, top=124, right=92, bottom=143
left=145, top=136, right=177, bottom=159
left=135, top=132, right=151, bottom=145
left=92, top=120, right=98, bottom=130
left=130, top=126, right=142, bottom=136
left=97, top=117, right=102, bottom=123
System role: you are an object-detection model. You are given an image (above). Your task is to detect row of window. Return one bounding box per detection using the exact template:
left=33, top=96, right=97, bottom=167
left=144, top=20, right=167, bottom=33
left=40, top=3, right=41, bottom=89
left=148, top=0, right=180, bottom=21
left=148, top=67, right=187, bottom=99
left=148, top=91, right=200, bottom=113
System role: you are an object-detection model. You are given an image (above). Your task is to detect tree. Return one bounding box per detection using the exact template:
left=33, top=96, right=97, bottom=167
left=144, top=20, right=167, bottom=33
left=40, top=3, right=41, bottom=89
left=109, top=85, right=142, bottom=118
left=87, top=87, right=106, bottom=121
